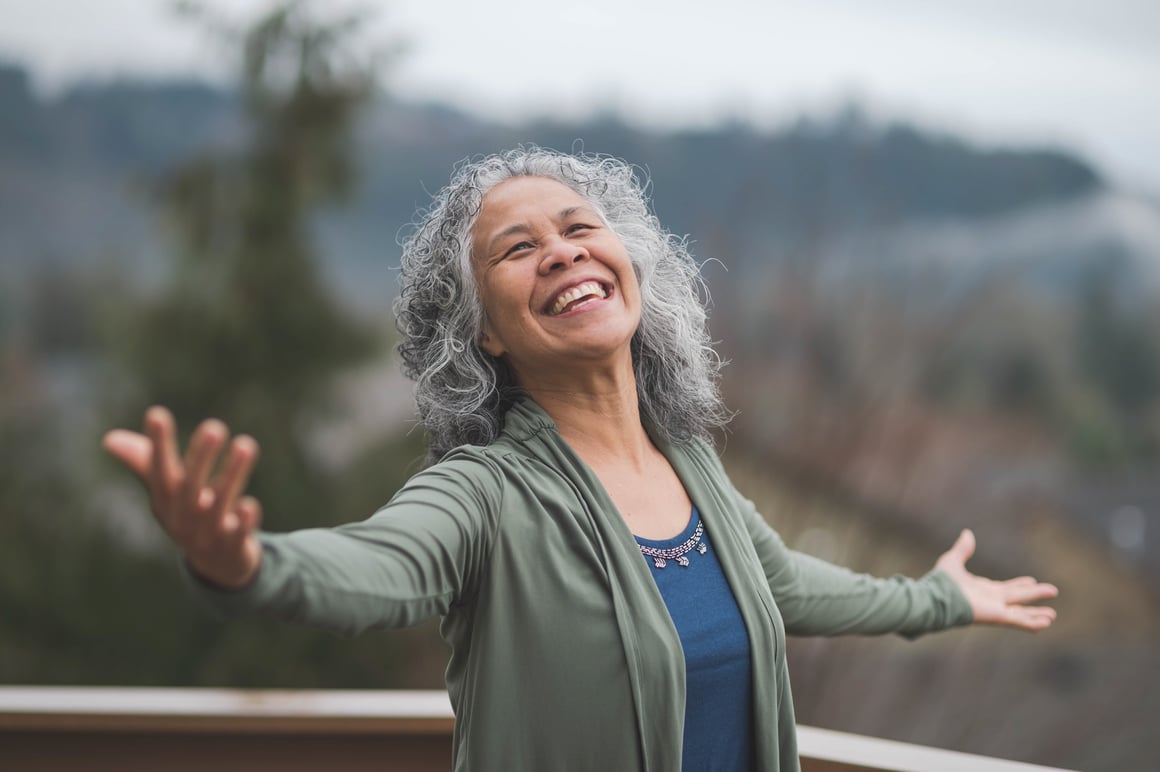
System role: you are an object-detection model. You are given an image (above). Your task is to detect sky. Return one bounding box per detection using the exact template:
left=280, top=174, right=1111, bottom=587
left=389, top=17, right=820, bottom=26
left=1, top=0, right=1158, bottom=193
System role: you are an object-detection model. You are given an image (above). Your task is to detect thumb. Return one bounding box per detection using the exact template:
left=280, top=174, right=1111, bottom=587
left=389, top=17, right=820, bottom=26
left=102, top=429, right=153, bottom=480
left=939, top=528, right=976, bottom=570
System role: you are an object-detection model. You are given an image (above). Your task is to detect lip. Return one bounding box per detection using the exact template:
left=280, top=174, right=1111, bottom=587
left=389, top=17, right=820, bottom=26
left=543, top=277, right=615, bottom=316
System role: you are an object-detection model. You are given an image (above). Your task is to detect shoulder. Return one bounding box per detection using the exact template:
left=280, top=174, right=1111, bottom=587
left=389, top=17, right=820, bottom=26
left=416, top=444, right=509, bottom=496
left=368, top=445, right=511, bottom=536
left=414, top=434, right=555, bottom=499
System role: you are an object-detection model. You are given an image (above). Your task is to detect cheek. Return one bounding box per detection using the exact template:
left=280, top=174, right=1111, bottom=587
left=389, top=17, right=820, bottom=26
left=478, top=273, right=531, bottom=330
left=475, top=268, right=504, bottom=310
left=614, top=242, right=639, bottom=292
left=622, top=263, right=644, bottom=307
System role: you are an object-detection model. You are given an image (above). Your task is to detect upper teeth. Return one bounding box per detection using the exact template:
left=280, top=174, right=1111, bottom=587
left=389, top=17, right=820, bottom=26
left=550, top=281, right=607, bottom=315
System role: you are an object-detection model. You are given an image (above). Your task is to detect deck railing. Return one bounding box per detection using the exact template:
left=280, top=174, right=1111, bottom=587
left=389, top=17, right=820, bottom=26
left=0, top=687, right=1074, bottom=771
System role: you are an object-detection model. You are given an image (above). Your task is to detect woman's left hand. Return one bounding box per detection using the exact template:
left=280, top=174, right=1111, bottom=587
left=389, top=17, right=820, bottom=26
left=935, top=529, right=1059, bottom=632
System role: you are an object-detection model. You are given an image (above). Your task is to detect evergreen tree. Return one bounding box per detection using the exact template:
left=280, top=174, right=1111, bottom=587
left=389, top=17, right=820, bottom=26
left=120, top=0, right=380, bottom=528
left=90, top=1, right=435, bottom=687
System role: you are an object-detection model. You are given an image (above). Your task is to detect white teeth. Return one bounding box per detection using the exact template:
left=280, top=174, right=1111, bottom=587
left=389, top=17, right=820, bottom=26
left=550, top=281, right=607, bottom=315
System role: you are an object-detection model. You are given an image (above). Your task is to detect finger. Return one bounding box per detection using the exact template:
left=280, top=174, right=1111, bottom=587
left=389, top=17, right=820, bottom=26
left=1008, top=602, right=1056, bottom=622
left=180, top=419, right=228, bottom=523
left=200, top=496, right=263, bottom=589
left=211, top=435, right=260, bottom=521
left=185, top=528, right=261, bottom=590
left=211, top=493, right=261, bottom=547
left=145, top=406, right=183, bottom=509
left=102, top=430, right=153, bottom=480
left=1007, top=605, right=1057, bottom=632
left=234, top=496, right=263, bottom=535
left=1005, top=581, right=1060, bottom=605
left=218, top=497, right=261, bottom=544
left=218, top=510, right=243, bottom=540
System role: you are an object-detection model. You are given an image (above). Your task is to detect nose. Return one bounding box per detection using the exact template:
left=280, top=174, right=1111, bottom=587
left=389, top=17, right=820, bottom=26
left=538, top=237, right=589, bottom=275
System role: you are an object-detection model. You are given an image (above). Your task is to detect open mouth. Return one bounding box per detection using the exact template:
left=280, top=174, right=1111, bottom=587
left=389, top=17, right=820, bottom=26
left=547, top=280, right=611, bottom=316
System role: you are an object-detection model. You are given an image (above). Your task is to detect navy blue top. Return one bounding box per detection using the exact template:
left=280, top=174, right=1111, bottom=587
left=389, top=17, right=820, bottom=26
left=635, top=508, right=754, bottom=771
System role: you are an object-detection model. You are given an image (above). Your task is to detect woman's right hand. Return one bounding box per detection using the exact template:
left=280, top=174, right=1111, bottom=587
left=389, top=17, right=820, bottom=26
left=102, top=406, right=264, bottom=590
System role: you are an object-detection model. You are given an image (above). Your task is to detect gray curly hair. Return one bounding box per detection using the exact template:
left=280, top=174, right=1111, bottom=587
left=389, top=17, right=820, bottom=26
left=395, top=146, right=730, bottom=462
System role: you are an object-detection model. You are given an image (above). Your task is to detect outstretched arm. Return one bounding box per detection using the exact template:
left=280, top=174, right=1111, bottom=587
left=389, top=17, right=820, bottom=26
left=104, top=406, right=498, bottom=635
left=103, top=406, right=263, bottom=590
left=935, top=529, right=1058, bottom=632
left=738, top=489, right=1058, bottom=637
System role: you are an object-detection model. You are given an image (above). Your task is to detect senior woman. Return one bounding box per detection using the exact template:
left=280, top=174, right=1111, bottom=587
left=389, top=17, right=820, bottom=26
left=104, top=147, right=1058, bottom=772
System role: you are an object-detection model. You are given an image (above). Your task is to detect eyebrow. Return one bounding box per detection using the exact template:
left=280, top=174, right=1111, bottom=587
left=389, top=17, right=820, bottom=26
left=484, top=205, right=599, bottom=257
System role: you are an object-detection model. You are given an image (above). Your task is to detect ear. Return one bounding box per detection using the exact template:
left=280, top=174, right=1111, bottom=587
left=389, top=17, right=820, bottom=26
left=479, top=321, right=506, bottom=358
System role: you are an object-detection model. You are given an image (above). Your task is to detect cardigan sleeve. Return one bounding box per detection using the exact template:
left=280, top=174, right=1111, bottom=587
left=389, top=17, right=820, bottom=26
left=186, top=450, right=502, bottom=636
left=735, top=488, right=974, bottom=638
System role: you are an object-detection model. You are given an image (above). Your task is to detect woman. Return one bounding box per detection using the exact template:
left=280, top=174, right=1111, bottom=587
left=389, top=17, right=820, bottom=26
left=104, top=147, right=1058, bottom=772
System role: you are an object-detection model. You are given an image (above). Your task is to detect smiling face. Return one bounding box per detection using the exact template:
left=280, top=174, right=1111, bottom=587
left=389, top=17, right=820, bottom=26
left=471, top=175, right=642, bottom=386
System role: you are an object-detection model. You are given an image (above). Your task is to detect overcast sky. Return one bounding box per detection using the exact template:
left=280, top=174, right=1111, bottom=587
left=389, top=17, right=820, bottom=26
left=2, top=0, right=1158, bottom=192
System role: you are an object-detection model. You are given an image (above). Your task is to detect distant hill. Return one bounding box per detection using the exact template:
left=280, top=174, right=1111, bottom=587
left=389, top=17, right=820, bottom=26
left=0, top=61, right=1109, bottom=312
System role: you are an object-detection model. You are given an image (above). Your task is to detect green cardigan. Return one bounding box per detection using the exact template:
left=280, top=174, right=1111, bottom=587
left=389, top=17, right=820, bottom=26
left=199, top=398, right=973, bottom=771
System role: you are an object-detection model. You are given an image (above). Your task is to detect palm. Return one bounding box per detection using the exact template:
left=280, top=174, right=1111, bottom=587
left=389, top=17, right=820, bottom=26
left=935, top=530, right=1058, bottom=632
left=103, top=406, right=264, bottom=590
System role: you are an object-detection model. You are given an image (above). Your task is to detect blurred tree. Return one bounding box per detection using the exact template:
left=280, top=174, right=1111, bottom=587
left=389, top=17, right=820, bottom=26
left=0, top=62, right=50, bottom=159
left=117, top=0, right=380, bottom=528
left=1072, top=256, right=1160, bottom=463
left=89, top=0, right=438, bottom=687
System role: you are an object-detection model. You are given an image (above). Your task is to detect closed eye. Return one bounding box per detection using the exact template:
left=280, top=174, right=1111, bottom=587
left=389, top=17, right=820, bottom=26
left=565, top=223, right=596, bottom=236
left=503, top=240, right=535, bottom=258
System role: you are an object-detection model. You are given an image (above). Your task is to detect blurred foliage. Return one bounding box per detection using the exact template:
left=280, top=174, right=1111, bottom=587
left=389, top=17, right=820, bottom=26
left=910, top=252, right=1160, bottom=466
left=112, top=0, right=380, bottom=526
left=0, top=1, right=440, bottom=688
left=1074, top=258, right=1160, bottom=454
left=0, top=395, right=431, bottom=687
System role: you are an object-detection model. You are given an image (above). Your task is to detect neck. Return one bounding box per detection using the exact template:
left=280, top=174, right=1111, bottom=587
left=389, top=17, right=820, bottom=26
left=518, top=354, right=652, bottom=468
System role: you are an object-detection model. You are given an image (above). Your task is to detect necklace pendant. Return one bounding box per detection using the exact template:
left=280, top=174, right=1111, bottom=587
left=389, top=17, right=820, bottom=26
left=654, top=557, right=667, bottom=569
left=698, top=543, right=707, bottom=555
left=676, top=556, right=689, bottom=567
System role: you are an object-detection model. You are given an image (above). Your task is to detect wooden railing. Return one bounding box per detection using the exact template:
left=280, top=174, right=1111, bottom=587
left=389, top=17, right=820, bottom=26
left=0, top=687, right=1074, bottom=771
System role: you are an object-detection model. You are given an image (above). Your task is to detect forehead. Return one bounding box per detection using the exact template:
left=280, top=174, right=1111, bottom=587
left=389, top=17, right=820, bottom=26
left=474, top=176, right=593, bottom=235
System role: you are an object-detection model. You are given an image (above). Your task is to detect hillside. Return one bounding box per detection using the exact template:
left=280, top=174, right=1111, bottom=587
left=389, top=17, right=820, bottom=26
left=0, top=61, right=1107, bottom=310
